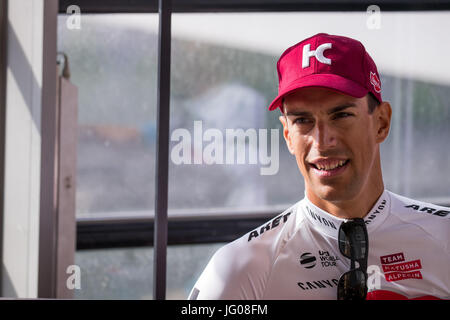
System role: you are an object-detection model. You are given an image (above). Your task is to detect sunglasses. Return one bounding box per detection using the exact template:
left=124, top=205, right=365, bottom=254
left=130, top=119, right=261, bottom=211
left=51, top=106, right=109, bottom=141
left=337, top=218, right=369, bottom=300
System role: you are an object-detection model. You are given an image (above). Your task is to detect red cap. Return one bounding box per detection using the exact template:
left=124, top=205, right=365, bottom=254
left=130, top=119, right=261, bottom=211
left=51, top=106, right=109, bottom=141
left=268, top=33, right=382, bottom=111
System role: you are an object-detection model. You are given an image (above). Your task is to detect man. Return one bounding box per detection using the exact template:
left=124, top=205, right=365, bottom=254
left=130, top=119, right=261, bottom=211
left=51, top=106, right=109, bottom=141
left=188, top=33, right=450, bottom=300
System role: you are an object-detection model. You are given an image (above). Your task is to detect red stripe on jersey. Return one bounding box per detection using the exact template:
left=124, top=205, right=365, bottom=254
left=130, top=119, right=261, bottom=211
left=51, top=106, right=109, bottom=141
left=366, top=290, right=443, bottom=300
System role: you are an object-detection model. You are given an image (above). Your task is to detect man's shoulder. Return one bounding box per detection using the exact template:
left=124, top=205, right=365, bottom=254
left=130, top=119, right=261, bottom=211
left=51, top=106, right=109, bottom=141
left=212, top=201, right=303, bottom=269
left=193, top=202, right=304, bottom=299
left=388, top=190, right=450, bottom=220
left=387, top=190, right=450, bottom=251
left=245, top=202, right=301, bottom=243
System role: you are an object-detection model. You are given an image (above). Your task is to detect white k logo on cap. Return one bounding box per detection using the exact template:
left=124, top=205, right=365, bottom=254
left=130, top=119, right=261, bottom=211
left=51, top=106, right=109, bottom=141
left=302, top=43, right=332, bottom=68
left=268, top=33, right=383, bottom=111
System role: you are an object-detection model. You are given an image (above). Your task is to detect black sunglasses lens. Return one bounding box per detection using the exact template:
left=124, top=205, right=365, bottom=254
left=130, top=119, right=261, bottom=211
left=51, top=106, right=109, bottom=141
left=338, top=223, right=367, bottom=260
left=337, top=270, right=367, bottom=300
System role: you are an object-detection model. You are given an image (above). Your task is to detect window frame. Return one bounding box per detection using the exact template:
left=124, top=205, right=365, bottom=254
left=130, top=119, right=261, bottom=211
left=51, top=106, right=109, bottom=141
left=58, top=0, right=450, bottom=13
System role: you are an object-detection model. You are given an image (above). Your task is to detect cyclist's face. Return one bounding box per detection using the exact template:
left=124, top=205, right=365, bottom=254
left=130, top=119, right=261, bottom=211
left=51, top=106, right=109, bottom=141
left=280, top=87, right=390, bottom=203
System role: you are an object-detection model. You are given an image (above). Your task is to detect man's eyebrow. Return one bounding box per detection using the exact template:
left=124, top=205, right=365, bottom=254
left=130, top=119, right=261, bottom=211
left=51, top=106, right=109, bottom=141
left=285, top=103, right=356, bottom=117
left=285, top=111, right=312, bottom=117
left=327, top=103, right=357, bottom=114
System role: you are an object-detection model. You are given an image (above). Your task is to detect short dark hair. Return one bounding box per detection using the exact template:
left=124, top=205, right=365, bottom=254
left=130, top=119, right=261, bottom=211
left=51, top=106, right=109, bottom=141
left=282, top=93, right=380, bottom=115
left=367, top=93, right=380, bottom=114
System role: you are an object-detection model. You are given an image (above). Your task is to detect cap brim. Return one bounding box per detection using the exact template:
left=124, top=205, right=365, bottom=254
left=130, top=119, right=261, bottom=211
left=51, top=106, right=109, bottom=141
left=268, top=74, right=368, bottom=111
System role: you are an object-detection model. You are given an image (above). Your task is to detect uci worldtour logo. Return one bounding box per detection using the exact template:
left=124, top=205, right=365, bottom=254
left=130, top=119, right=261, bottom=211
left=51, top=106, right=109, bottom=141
left=300, top=253, right=317, bottom=269
left=300, top=251, right=340, bottom=269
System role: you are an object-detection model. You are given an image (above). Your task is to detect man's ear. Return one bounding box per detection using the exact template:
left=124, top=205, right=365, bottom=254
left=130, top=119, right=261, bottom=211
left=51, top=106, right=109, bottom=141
left=279, top=115, right=295, bottom=155
left=375, top=101, right=392, bottom=144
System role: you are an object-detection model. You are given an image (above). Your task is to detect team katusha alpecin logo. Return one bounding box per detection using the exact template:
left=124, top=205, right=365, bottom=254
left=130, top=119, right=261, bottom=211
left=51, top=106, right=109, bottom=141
left=300, top=252, right=317, bottom=269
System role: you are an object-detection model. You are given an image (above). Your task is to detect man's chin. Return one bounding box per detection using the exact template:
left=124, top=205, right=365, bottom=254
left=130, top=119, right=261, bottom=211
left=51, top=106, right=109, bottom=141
left=309, top=184, right=355, bottom=202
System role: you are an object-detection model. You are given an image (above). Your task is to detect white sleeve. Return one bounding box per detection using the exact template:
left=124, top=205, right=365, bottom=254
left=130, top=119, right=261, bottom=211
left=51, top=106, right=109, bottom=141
left=188, top=207, right=297, bottom=300
left=188, top=235, right=270, bottom=300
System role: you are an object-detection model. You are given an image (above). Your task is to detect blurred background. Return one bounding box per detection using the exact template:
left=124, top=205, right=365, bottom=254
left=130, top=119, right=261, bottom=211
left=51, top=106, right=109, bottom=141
left=2, top=0, right=450, bottom=300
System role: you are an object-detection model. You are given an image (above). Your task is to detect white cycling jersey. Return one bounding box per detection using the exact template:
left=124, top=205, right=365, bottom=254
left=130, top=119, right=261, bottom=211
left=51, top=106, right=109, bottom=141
left=189, top=190, right=450, bottom=300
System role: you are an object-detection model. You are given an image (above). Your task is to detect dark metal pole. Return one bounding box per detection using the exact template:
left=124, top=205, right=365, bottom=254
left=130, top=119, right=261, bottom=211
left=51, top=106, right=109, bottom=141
left=153, top=0, right=171, bottom=300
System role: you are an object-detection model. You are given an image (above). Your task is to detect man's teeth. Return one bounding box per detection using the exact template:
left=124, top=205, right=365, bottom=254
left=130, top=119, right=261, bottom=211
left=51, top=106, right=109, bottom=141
left=316, top=160, right=346, bottom=171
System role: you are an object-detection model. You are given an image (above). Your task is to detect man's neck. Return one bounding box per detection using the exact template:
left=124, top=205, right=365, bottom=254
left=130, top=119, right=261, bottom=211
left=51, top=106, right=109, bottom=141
left=306, top=184, right=385, bottom=219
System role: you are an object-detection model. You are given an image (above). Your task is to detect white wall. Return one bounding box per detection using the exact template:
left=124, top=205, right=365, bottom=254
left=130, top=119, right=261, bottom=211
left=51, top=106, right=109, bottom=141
left=2, top=0, right=44, bottom=298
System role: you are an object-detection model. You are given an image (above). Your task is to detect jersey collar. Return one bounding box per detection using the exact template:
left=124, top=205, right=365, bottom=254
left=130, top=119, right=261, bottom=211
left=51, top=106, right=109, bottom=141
left=301, top=189, right=391, bottom=238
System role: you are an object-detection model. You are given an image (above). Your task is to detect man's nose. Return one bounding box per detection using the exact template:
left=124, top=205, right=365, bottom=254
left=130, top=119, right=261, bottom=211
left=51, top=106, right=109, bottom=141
left=312, top=121, right=337, bottom=150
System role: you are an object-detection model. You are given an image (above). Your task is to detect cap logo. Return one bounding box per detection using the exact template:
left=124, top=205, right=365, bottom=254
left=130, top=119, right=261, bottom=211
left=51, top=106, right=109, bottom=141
left=370, top=71, right=381, bottom=93
left=302, top=43, right=332, bottom=69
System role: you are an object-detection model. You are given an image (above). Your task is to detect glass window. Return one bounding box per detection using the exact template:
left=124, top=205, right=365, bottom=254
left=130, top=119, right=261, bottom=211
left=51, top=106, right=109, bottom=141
left=57, top=14, right=159, bottom=218
left=59, top=11, right=450, bottom=220
left=74, top=243, right=223, bottom=299
left=169, top=11, right=450, bottom=212
left=59, top=10, right=450, bottom=300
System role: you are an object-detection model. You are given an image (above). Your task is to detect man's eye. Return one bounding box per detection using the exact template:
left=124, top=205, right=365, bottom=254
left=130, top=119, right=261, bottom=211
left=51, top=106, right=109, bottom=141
left=293, top=117, right=313, bottom=124
left=333, top=112, right=354, bottom=119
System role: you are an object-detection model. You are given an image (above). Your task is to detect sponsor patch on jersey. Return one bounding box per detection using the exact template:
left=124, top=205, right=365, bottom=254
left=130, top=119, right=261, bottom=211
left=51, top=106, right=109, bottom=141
left=300, top=253, right=317, bottom=269
left=318, top=250, right=340, bottom=268
left=380, top=252, right=423, bottom=282
left=365, top=199, right=387, bottom=226
left=300, top=250, right=340, bottom=269
left=247, top=211, right=292, bottom=242
left=404, top=204, right=450, bottom=218
left=297, top=278, right=339, bottom=291
left=306, top=206, right=337, bottom=230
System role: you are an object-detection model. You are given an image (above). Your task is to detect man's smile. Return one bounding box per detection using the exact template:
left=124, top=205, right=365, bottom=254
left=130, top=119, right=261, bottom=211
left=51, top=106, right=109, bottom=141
left=308, top=158, right=350, bottom=178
